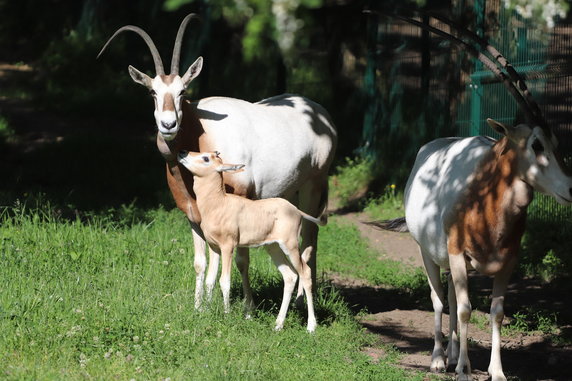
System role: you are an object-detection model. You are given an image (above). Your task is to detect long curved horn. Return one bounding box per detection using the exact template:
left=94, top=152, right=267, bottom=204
left=97, top=25, right=165, bottom=75
left=367, top=11, right=550, bottom=136
left=428, top=13, right=548, bottom=132
left=170, top=13, right=200, bottom=75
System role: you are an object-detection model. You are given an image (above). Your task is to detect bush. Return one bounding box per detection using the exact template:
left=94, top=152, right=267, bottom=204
left=520, top=208, right=572, bottom=281
left=329, top=156, right=374, bottom=208
left=37, top=30, right=148, bottom=119
left=363, top=184, right=404, bottom=221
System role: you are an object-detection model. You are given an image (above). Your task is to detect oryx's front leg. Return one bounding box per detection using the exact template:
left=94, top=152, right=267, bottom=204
left=488, top=258, right=516, bottom=381
left=218, top=245, right=234, bottom=314
left=190, top=223, right=208, bottom=310
left=235, top=247, right=255, bottom=318
left=449, top=252, right=472, bottom=381
left=421, top=249, right=447, bottom=372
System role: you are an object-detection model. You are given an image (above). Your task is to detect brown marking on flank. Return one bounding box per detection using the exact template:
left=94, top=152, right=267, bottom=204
left=446, top=137, right=532, bottom=274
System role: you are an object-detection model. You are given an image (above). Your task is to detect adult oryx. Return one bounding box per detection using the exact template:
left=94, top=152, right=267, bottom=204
left=373, top=14, right=572, bottom=381
left=98, top=14, right=337, bottom=312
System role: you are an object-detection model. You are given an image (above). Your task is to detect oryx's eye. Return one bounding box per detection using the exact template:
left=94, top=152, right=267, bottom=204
left=202, top=156, right=210, bottom=163
left=149, top=89, right=156, bottom=97
left=532, top=139, right=544, bottom=153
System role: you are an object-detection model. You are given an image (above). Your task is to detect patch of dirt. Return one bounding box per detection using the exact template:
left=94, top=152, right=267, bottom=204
left=329, top=210, right=572, bottom=381
left=333, top=212, right=423, bottom=267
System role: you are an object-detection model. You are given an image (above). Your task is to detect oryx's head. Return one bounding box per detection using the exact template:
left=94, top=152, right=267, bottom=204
left=98, top=14, right=203, bottom=141
left=487, top=118, right=572, bottom=205
left=177, top=151, right=245, bottom=178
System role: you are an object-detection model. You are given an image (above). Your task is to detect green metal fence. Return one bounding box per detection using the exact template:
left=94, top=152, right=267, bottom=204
left=363, top=1, right=572, bottom=226
left=455, top=1, right=572, bottom=224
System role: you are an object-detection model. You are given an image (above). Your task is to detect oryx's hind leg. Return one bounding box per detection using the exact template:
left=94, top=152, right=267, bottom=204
left=285, top=243, right=317, bottom=332
left=488, top=257, right=516, bottom=381
left=266, top=244, right=298, bottom=331
left=449, top=252, right=472, bottom=381
left=421, top=247, right=447, bottom=373
left=446, top=272, right=460, bottom=372
left=296, top=176, right=328, bottom=304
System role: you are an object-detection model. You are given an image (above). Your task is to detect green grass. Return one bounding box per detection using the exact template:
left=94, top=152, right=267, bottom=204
left=502, top=307, right=560, bottom=338
left=363, top=187, right=405, bottom=221
left=0, top=202, right=428, bottom=380
left=329, top=156, right=374, bottom=208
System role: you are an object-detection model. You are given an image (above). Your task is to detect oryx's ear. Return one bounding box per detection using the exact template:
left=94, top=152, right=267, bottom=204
left=216, top=163, right=245, bottom=173
left=182, top=56, right=203, bottom=87
left=128, top=65, right=153, bottom=88
left=486, top=118, right=511, bottom=136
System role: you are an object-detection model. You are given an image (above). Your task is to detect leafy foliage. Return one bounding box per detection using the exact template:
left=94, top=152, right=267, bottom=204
left=520, top=207, right=572, bottom=281
left=502, top=0, right=569, bottom=28
left=329, top=156, right=375, bottom=208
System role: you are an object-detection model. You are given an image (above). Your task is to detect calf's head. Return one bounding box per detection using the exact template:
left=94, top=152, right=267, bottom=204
left=177, top=151, right=245, bottom=178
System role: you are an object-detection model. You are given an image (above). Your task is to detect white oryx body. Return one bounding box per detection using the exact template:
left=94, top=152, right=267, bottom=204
left=405, top=136, right=493, bottom=268
left=98, top=14, right=337, bottom=311
left=402, top=120, right=572, bottom=381
left=179, top=95, right=335, bottom=202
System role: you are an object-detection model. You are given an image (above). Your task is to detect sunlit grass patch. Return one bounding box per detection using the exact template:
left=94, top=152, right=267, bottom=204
left=0, top=203, right=428, bottom=380
left=318, top=219, right=426, bottom=292
left=329, top=156, right=374, bottom=208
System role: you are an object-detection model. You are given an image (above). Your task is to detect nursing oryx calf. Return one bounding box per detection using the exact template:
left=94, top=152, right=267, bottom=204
left=98, top=14, right=337, bottom=310
left=374, top=14, right=572, bottom=381
left=178, top=150, right=322, bottom=332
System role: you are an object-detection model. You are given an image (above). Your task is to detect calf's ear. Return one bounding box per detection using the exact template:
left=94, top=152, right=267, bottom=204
left=217, top=164, right=245, bottom=173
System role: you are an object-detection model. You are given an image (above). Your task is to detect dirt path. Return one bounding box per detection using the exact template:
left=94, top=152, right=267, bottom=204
left=329, top=212, right=572, bottom=381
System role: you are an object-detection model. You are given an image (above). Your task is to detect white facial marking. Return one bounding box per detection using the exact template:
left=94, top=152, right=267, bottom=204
left=521, top=127, right=572, bottom=204
left=151, top=76, right=186, bottom=141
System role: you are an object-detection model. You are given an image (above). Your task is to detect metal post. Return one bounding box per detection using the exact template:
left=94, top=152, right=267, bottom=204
left=361, top=11, right=379, bottom=157
left=469, top=0, right=486, bottom=136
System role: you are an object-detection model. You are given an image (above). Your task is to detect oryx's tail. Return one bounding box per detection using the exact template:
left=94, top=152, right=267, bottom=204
left=365, top=217, right=409, bottom=232
left=300, top=211, right=327, bottom=226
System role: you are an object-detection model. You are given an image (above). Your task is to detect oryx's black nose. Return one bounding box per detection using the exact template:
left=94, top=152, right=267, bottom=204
left=178, top=150, right=188, bottom=160
left=161, top=120, right=176, bottom=130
